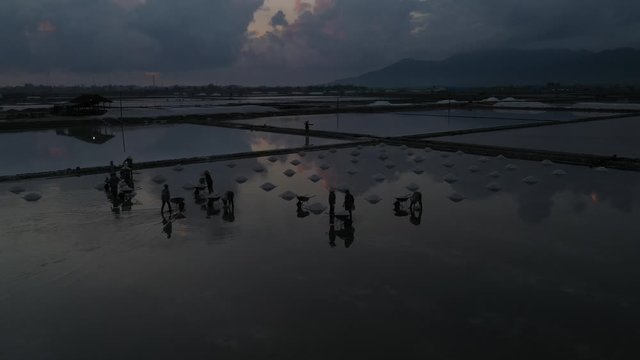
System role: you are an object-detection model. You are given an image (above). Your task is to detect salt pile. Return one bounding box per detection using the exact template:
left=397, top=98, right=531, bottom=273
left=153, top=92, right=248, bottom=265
left=307, top=203, right=327, bottom=215
left=280, top=191, right=297, bottom=201
left=406, top=183, right=420, bottom=192
left=372, top=174, right=386, bottom=182
left=443, top=173, right=458, bottom=184
left=522, top=176, right=538, bottom=185
left=308, top=174, right=322, bottom=183
left=486, top=182, right=502, bottom=192
left=23, top=193, right=42, bottom=202
left=152, top=175, right=167, bottom=184
left=448, top=192, right=465, bottom=203
left=283, top=169, right=296, bottom=177
left=365, top=194, right=382, bottom=204
left=235, top=176, right=248, bottom=184
left=260, top=182, right=277, bottom=192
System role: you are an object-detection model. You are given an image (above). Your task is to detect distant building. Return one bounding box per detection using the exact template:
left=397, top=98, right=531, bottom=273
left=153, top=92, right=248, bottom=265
left=52, top=94, right=113, bottom=116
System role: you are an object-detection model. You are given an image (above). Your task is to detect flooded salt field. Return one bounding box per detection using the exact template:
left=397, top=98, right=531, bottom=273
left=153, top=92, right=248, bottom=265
left=235, top=109, right=590, bottom=137
left=2, top=145, right=639, bottom=359
left=440, top=116, right=640, bottom=158
left=0, top=124, right=343, bottom=176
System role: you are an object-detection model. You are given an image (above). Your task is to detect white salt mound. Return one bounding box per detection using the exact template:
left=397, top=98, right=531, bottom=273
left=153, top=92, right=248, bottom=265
left=414, top=156, right=425, bottom=163
left=290, top=159, right=301, bottom=166
left=268, top=156, right=279, bottom=163
left=468, top=165, right=480, bottom=173
left=320, top=163, right=330, bottom=170
left=23, top=193, right=42, bottom=202
left=489, top=171, right=502, bottom=178
left=308, top=174, right=322, bottom=183
left=448, top=192, right=465, bottom=203
left=443, top=173, right=458, bottom=184
left=329, top=148, right=337, bottom=154
left=424, top=147, right=431, bottom=152
left=406, top=183, right=420, bottom=192
left=497, top=155, right=506, bottom=160
left=253, top=165, right=266, bottom=173
left=347, top=169, right=358, bottom=175
left=456, top=150, right=464, bottom=156
left=443, top=161, right=455, bottom=168
left=307, top=203, right=327, bottom=215
left=283, top=169, right=296, bottom=177
left=365, top=194, right=382, bottom=204
left=372, top=174, right=386, bottom=182
left=280, top=191, right=297, bottom=201
left=226, top=162, right=236, bottom=169
left=235, top=176, right=248, bottom=184
left=487, top=182, right=502, bottom=192
left=552, top=169, right=567, bottom=176
left=413, top=168, right=425, bottom=175
left=478, top=157, right=489, bottom=163
left=505, top=164, right=518, bottom=171
left=260, top=182, right=277, bottom=192
left=522, top=176, right=538, bottom=185
left=298, top=151, right=306, bottom=157
left=152, top=175, right=167, bottom=184
left=542, top=159, right=553, bottom=166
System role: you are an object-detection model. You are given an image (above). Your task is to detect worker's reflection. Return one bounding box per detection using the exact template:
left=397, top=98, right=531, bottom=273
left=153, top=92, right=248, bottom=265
left=161, top=213, right=172, bottom=239
left=333, top=213, right=355, bottom=248
left=410, top=207, right=423, bottom=226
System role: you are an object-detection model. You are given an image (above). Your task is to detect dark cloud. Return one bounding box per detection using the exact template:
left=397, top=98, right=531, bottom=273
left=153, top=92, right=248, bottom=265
left=1, top=0, right=639, bottom=84
left=269, top=10, right=288, bottom=27
left=0, top=0, right=261, bottom=73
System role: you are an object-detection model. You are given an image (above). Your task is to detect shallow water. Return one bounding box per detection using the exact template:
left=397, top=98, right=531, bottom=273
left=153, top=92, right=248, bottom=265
left=440, top=116, right=640, bottom=158
left=1, top=145, right=639, bottom=359
left=235, top=109, right=588, bottom=137
left=0, top=124, right=342, bottom=176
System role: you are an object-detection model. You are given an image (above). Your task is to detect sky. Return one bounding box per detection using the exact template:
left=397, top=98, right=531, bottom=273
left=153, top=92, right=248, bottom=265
left=0, top=0, right=639, bottom=86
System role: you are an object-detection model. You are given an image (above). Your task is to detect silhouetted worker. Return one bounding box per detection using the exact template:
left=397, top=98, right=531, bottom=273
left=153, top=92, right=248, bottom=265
left=204, top=171, right=214, bottom=194
left=109, top=161, right=115, bottom=174
left=109, top=173, right=120, bottom=202
left=223, top=191, right=235, bottom=212
left=161, top=184, right=172, bottom=213
left=124, top=156, right=133, bottom=169
left=343, top=190, right=355, bottom=220
left=409, top=191, right=422, bottom=212
left=329, top=189, right=336, bottom=214
left=296, top=201, right=310, bottom=218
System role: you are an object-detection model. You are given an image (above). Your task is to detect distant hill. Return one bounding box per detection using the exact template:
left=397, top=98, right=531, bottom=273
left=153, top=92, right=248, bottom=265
left=333, top=48, right=640, bottom=88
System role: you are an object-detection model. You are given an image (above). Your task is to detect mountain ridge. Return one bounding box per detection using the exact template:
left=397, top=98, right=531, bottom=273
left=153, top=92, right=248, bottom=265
left=333, top=48, right=640, bottom=88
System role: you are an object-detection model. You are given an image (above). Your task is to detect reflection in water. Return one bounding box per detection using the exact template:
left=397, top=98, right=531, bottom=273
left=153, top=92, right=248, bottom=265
left=161, top=213, right=173, bottom=239
left=56, top=127, right=115, bottom=145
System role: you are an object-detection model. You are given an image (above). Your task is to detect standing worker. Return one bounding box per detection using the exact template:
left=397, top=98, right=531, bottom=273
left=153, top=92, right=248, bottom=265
left=343, top=190, right=355, bottom=220
left=161, top=184, right=172, bottom=213
left=329, top=188, right=336, bottom=215
left=204, top=170, right=214, bottom=194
